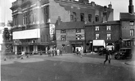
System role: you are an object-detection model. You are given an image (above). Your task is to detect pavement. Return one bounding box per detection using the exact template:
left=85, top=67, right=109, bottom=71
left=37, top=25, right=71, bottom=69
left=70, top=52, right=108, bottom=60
left=1, top=53, right=132, bottom=67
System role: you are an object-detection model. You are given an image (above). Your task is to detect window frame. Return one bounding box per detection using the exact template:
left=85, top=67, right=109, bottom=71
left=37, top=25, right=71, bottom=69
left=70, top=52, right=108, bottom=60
left=95, top=26, right=99, bottom=31
left=130, top=29, right=134, bottom=36
left=80, top=13, right=85, bottom=22
left=76, top=29, right=81, bottom=33
left=95, top=15, right=99, bottom=22
left=61, top=29, right=66, bottom=33
left=88, top=14, right=92, bottom=22
left=61, top=35, right=66, bottom=41
left=95, top=34, right=99, bottom=39
left=107, top=34, right=111, bottom=40
left=107, top=26, right=111, bottom=31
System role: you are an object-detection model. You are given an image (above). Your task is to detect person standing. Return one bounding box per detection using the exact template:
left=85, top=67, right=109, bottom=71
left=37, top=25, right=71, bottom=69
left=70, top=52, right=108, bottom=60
left=103, top=48, right=111, bottom=64
left=80, top=46, right=83, bottom=58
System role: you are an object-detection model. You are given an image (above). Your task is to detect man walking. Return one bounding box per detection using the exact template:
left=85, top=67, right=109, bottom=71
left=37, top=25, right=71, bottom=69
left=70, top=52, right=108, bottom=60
left=103, top=48, right=111, bottom=64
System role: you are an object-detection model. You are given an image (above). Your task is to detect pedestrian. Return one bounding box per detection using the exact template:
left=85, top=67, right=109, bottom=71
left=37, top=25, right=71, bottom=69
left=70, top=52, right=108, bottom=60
left=103, top=48, right=111, bottom=64
left=76, top=48, right=79, bottom=55
left=80, top=46, right=83, bottom=58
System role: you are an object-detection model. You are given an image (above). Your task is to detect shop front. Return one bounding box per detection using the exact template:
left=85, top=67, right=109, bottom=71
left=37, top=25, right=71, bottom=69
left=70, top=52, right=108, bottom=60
left=70, top=40, right=84, bottom=53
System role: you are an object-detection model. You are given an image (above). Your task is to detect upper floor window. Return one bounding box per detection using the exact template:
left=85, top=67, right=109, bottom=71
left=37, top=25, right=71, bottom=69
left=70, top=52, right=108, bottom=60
left=107, top=34, right=111, bottom=40
left=70, top=15, right=74, bottom=21
left=76, top=34, right=84, bottom=40
left=73, top=12, right=77, bottom=21
left=61, top=29, right=66, bottom=33
left=76, top=29, right=81, bottom=33
left=95, top=15, right=99, bottom=22
left=107, top=26, right=111, bottom=31
left=95, top=26, right=99, bottom=31
left=61, top=35, right=66, bottom=41
left=130, top=21, right=134, bottom=26
left=88, top=14, right=92, bottom=22
left=130, top=29, right=134, bottom=36
left=80, top=13, right=84, bottom=22
left=95, top=34, right=99, bottom=39
left=74, top=0, right=79, bottom=1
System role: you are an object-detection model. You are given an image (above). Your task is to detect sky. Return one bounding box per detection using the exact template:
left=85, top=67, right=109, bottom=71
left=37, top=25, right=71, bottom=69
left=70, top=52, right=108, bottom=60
left=0, top=0, right=135, bottom=23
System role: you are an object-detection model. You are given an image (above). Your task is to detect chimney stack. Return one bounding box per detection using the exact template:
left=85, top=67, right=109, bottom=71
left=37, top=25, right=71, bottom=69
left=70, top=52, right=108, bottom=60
left=129, top=0, right=134, bottom=13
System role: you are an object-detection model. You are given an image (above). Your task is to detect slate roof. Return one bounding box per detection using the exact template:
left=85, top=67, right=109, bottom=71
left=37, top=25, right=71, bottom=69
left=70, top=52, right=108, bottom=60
left=56, top=21, right=85, bottom=30
left=120, top=13, right=135, bottom=21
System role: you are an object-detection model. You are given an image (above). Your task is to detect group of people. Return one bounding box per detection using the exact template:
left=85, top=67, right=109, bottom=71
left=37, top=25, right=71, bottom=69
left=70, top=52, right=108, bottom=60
left=75, top=47, right=83, bottom=57
left=47, top=48, right=62, bottom=57
left=75, top=46, right=112, bottom=64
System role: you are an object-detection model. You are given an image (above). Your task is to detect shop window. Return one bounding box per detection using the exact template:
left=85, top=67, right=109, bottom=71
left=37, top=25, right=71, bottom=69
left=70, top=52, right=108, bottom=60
left=130, top=29, right=134, bottom=36
left=95, top=34, right=99, bottom=39
left=107, top=26, right=111, bottom=31
left=61, top=35, right=66, bottom=41
left=95, top=26, right=99, bottom=31
left=61, top=29, right=66, bottom=33
left=107, top=34, right=111, bottom=40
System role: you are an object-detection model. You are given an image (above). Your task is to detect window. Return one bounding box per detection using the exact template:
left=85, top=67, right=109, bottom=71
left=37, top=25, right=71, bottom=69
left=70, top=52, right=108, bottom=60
left=107, top=34, right=111, bottom=40
left=76, top=34, right=84, bottom=40
left=95, top=26, right=99, bottom=31
left=70, top=15, right=74, bottom=21
left=107, top=26, right=111, bottom=31
left=73, top=12, right=77, bottom=21
left=44, top=5, right=49, bottom=23
left=95, top=15, right=99, bottom=22
left=80, top=13, right=84, bottom=22
left=88, top=14, right=92, bottom=22
left=130, top=21, right=134, bottom=26
left=95, top=34, right=99, bottom=39
left=61, top=29, right=66, bottom=33
left=61, top=35, right=66, bottom=41
left=76, top=29, right=81, bottom=33
left=130, top=29, right=134, bottom=36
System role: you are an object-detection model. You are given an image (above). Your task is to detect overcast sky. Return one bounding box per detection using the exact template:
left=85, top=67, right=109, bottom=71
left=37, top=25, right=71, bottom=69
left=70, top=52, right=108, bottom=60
left=0, top=0, right=134, bottom=23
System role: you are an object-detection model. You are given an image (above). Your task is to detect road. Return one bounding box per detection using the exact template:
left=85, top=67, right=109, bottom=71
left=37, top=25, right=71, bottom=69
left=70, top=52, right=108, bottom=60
left=1, top=54, right=135, bottom=81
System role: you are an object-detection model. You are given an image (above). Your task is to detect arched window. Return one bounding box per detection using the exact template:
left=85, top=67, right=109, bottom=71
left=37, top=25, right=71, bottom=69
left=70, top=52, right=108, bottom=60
left=88, top=14, right=92, bottom=22
left=95, top=15, right=99, bottom=22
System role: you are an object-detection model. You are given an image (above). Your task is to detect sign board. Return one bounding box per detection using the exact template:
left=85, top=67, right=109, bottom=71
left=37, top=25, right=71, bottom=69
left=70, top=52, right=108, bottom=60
left=93, top=40, right=105, bottom=47
left=13, top=28, right=40, bottom=39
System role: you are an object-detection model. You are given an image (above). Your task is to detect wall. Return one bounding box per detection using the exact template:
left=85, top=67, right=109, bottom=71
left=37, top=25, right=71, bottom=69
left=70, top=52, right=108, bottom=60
left=49, top=0, right=71, bottom=24
left=121, top=21, right=135, bottom=39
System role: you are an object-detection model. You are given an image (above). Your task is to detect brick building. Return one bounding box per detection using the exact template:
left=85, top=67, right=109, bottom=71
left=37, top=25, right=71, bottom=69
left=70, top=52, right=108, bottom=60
left=85, top=21, right=121, bottom=52
left=55, top=0, right=113, bottom=53
left=120, top=0, right=135, bottom=49
left=11, top=0, right=113, bottom=54
left=56, top=22, right=85, bottom=53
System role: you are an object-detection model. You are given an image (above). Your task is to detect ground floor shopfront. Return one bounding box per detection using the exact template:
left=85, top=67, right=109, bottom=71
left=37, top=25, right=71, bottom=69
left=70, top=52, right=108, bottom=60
left=13, top=42, right=56, bottom=55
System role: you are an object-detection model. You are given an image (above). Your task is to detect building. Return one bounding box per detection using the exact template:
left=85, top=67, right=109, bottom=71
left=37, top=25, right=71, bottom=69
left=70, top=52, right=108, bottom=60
left=56, top=21, right=85, bottom=53
left=11, top=0, right=113, bottom=54
left=85, top=21, right=120, bottom=52
left=55, top=0, right=114, bottom=53
left=120, top=0, right=135, bottom=48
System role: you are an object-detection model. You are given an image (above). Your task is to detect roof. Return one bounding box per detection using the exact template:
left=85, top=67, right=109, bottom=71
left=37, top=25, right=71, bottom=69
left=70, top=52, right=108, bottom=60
left=85, top=21, right=120, bottom=27
left=56, top=22, right=85, bottom=30
left=120, top=13, right=135, bottom=21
